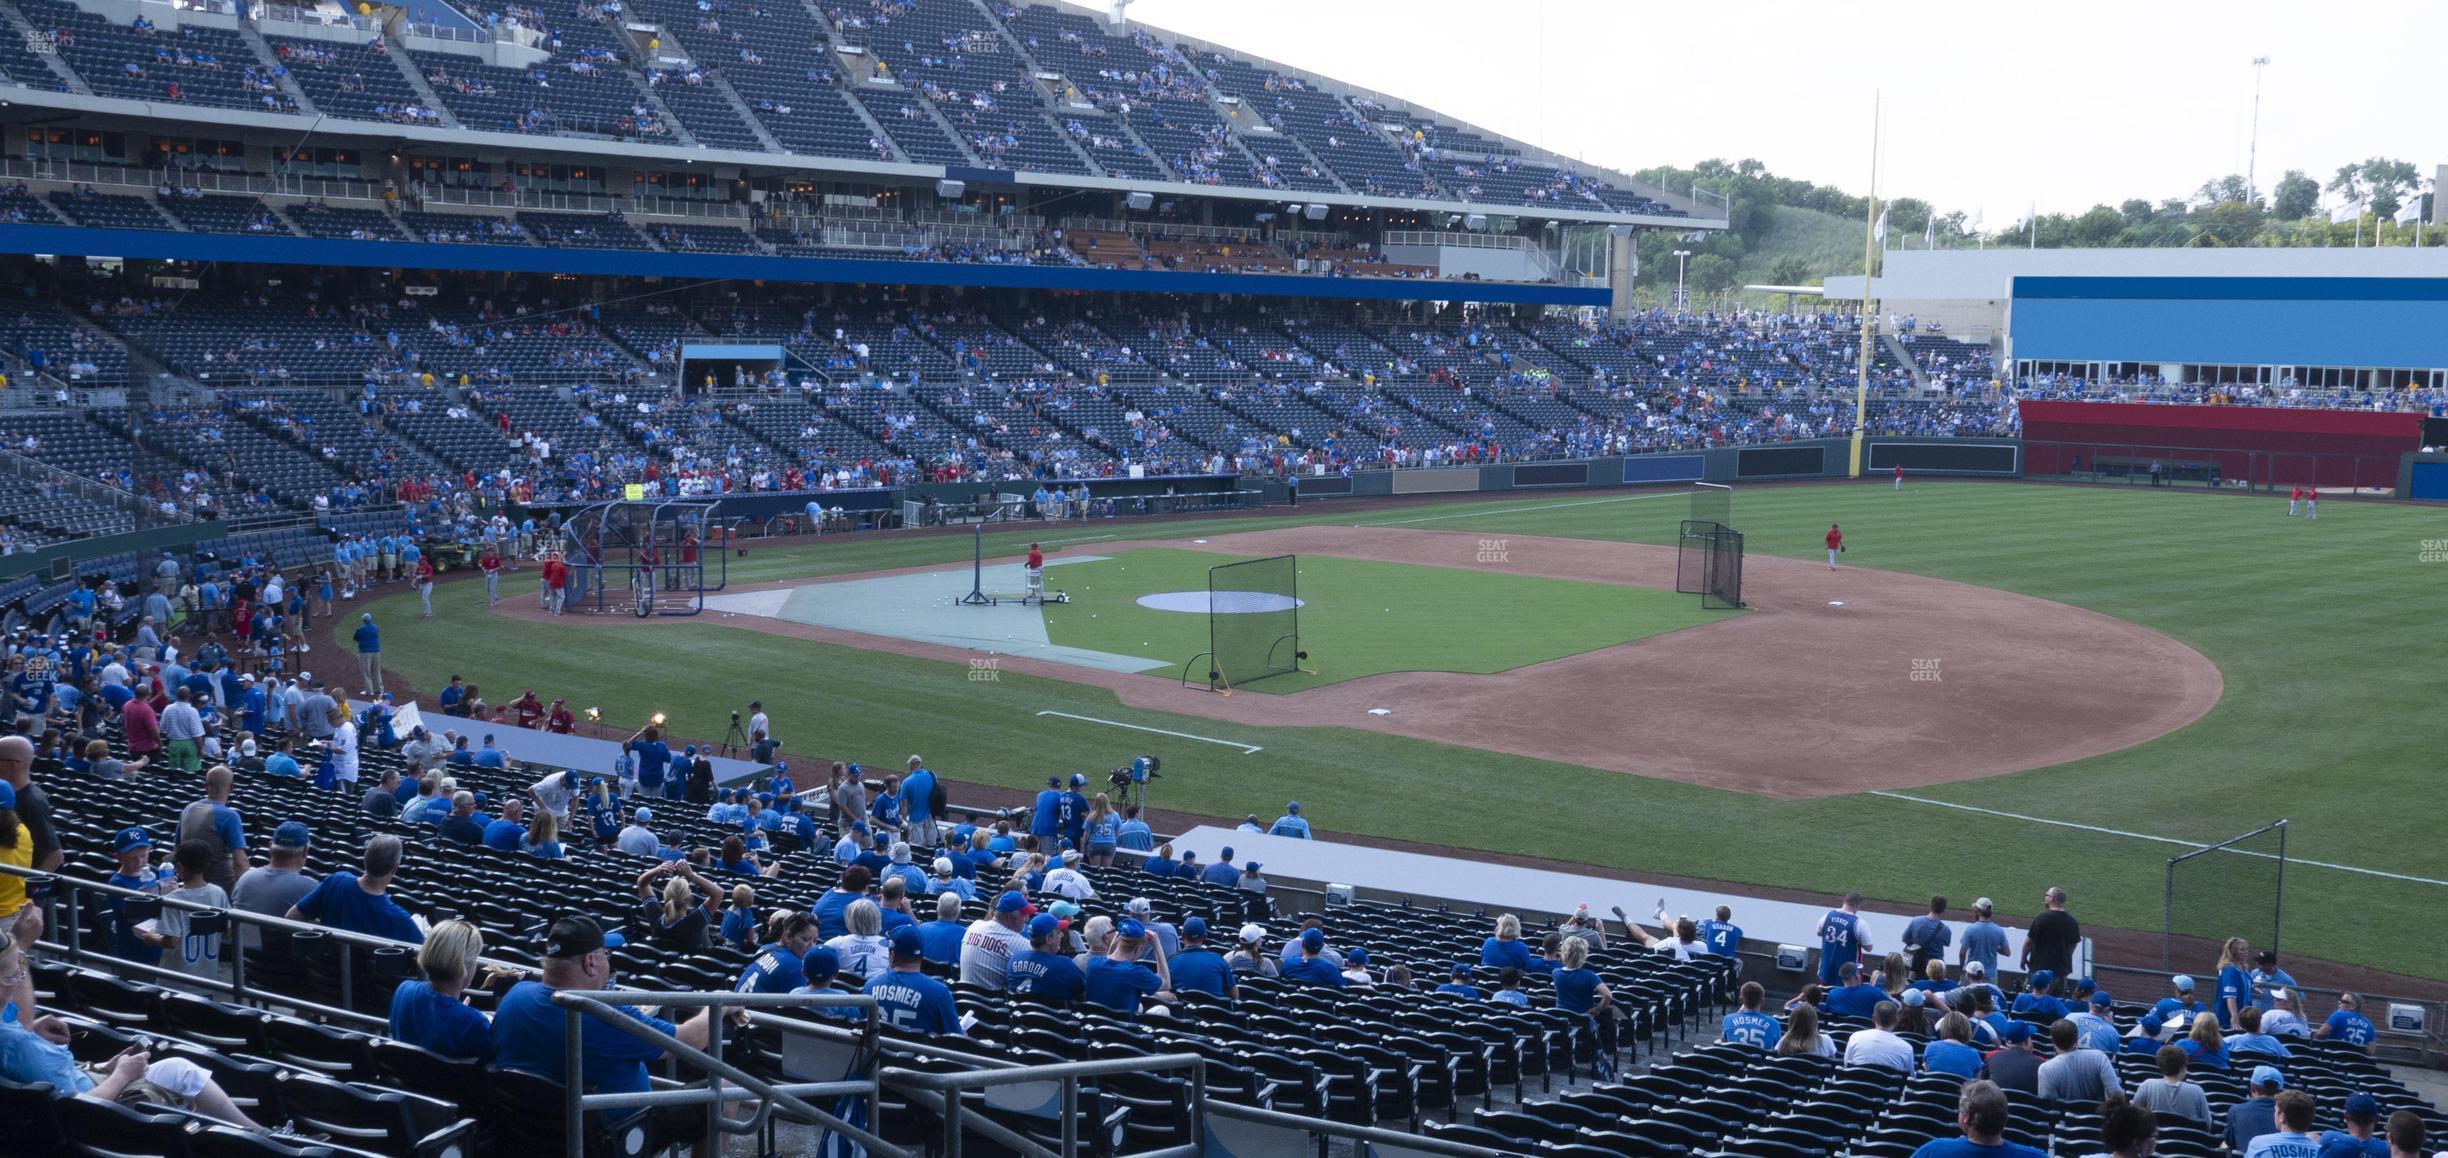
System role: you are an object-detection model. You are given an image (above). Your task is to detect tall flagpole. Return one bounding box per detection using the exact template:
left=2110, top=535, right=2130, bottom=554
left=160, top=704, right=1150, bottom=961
left=1849, top=92, right=1881, bottom=479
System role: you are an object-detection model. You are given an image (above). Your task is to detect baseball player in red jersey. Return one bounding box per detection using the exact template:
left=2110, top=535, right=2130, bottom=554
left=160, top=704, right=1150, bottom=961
left=2304, top=486, right=2318, bottom=520
left=1825, top=524, right=1844, bottom=569
left=1894, top=465, right=1904, bottom=491
left=2288, top=485, right=2304, bottom=517
left=1025, top=541, right=1046, bottom=599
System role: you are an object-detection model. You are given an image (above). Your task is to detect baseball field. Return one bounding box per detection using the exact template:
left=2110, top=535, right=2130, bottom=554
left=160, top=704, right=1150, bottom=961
left=341, top=481, right=2448, bottom=984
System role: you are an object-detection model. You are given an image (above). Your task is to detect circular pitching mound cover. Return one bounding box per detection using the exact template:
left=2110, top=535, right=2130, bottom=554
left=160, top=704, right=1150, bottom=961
left=1136, top=591, right=1304, bottom=614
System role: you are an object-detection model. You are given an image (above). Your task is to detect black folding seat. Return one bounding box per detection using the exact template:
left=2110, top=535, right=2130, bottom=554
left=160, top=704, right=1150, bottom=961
left=54, top=1094, right=201, bottom=1158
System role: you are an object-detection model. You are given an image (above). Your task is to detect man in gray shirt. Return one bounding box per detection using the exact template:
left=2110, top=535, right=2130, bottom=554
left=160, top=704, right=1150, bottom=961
left=615, top=807, right=659, bottom=857
left=229, top=821, right=320, bottom=952
left=2037, top=1018, right=2124, bottom=1103
left=2131, top=1043, right=2213, bottom=1124
left=298, top=681, right=338, bottom=741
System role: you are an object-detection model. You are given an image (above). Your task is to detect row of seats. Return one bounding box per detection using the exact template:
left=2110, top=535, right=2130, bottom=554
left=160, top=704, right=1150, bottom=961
left=0, top=0, right=1684, bottom=217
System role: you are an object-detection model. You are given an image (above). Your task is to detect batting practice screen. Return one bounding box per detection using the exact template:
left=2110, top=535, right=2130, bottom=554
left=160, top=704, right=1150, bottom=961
left=1209, top=554, right=1301, bottom=689
left=1676, top=520, right=1744, bottom=610
left=2163, top=820, right=2287, bottom=969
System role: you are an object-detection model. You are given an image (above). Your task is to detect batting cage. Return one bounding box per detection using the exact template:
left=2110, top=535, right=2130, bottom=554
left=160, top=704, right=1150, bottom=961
left=2163, top=819, right=2287, bottom=969
left=1676, top=521, right=1745, bottom=609
left=558, top=498, right=726, bottom=617
left=1204, top=554, right=1305, bottom=692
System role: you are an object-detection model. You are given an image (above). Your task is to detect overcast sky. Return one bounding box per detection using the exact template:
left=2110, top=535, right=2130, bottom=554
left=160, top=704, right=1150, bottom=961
left=1122, top=0, right=2435, bottom=220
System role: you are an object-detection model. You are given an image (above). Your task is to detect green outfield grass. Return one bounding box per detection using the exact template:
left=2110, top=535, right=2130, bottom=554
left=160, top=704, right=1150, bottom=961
left=353, top=482, right=2448, bottom=980
left=1039, top=547, right=1731, bottom=690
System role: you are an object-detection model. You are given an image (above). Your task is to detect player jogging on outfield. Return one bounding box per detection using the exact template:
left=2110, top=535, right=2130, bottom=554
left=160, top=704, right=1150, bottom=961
left=2303, top=486, right=2317, bottom=519
left=1826, top=524, right=1844, bottom=569
left=2288, top=485, right=2303, bottom=517
left=1894, top=465, right=1904, bottom=491
left=1024, top=542, right=1045, bottom=601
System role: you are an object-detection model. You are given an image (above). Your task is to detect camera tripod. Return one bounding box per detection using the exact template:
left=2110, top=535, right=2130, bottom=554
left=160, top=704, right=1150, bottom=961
left=719, top=711, right=749, bottom=758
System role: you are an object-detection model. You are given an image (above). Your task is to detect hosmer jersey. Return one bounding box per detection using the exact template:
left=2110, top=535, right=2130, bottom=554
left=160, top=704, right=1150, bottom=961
left=1722, top=1009, right=1783, bottom=1050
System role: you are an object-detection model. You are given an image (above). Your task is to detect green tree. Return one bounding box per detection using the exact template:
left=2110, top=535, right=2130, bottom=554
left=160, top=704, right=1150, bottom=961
left=1767, top=255, right=1811, bottom=286
left=2271, top=170, right=2320, bottom=219
left=2068, top=206, right=2126, bottom=247
left=1686, top=253, right=1736, bottom=295
left=2193, top=174, right=2256, bottom=208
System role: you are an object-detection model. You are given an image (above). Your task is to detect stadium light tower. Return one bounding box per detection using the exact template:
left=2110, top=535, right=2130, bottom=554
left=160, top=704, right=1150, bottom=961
left=2247, top=56, right=2270, bottom=201
left=1672, top=249, right=1693, bottom=314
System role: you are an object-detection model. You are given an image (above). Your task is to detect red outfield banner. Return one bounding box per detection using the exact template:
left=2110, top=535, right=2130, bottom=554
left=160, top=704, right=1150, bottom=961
left=2018, top=401, right=2423, bottom=488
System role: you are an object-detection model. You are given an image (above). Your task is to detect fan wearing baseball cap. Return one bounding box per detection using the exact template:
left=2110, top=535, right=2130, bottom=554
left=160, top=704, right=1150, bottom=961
left=864, top=927, right=961, bottom=1035
left=103, top=825, right=168, bottom=966
left=1082, top=918, right=1174, bottom=1018
left=2318, top=1095, right=2391, bottom=1158
left=957, top=891, right=1035, bottom=990
left=1007, top=913, right=1086, bottom=1004
left=2243, top=1089, right=2323, bottom=1158
left=490, top=915, right=732, bottom=1147
left=1163, top=917, right=1237, bottom=1000
left=2223, top=1065, right=2288, bottom=1152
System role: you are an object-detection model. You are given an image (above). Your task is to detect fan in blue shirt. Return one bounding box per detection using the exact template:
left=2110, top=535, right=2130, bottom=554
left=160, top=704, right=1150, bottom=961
left=1695, top=907, right=1744, bottom=958
left=864, top=929, right=962, bottom=1034
left=288, top=842, right=422, bottom=944
left=1282, top=928, right=1347, bottom=988
left=1199, top=849, right=1241, bottom=888
left=736, top=918, right=817, bottom=994
left=1164, top=919, right=1237, bottom=999
left=1814, top=896, right=1868, bottom=986
left=1721, top=984, right=1783, bottom=1049
left=1433, top=964, right=1482, bottom=1000
left=2319, top=998, right=2377, bottom=1048
left=1082, top=920, right=1169, bottom=1017
left=388, top=932, right=492, bottom=1062
left=1007, top=917, right=1087, bottom=1004
left=1029, top=778, right=1065, bottom=842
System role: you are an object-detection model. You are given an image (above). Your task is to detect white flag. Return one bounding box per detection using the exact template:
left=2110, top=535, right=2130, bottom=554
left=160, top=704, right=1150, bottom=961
left=2395, top=193, right=2426, bottom=225
left=1872, top=205, right=1888, bottom=244
left=2330, top=196, right=2366, bottom=224
left=1925, top=216, right=1935, bottom=248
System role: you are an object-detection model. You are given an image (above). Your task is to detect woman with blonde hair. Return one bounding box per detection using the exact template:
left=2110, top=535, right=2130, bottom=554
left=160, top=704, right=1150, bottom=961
left=2213, top=937, right=2252, bottom=1029
left=635, top=861, right=717, bottom=950
left=523, top=808, right=565, bottom=860
left=387, top=919, right=492, bottom=1060
left=2178, top=1011, right=2231, bottom=1071
left=1778, top=1002, right=1836, bottom=1058
left=1082, top=793, right=1119, bottom=867
left=1553, top=936, right=1621, bottom=1078
left=1880, top=951, right=1910, bottom=999
left=1481, top=912, right=1538, bottom=972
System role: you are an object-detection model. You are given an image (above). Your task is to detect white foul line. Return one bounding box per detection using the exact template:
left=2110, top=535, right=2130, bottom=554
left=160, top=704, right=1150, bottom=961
left=1357, top=490, right=1681, bottom=527
left=1035, top=710, right=1263, bottom=755
left=1869, top=792, right=2448, bottom=887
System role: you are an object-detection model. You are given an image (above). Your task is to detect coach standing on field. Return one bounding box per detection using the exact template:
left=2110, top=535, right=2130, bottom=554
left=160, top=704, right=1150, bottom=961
left=353, top=614, right=383, bottom=697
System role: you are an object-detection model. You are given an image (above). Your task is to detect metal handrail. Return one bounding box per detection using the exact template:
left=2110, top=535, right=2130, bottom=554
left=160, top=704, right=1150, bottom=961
left=0, top=442, right=175, bottom=524
left=549, top=988, right=901, bottom=1158
left=880, top=1052, right=1206, bottom=1158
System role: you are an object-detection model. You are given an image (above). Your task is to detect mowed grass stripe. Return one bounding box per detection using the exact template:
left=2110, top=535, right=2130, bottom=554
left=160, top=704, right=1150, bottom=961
left=367, top=482, right=2448, bottom=979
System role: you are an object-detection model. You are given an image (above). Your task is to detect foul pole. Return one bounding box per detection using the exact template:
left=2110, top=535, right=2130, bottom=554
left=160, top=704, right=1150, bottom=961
left=1849, top=92, right=1881, bottom=479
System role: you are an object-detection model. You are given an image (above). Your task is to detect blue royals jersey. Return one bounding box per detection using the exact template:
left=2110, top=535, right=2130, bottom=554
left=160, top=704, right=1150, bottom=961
left=1816, top=910, right=1863, bottom=978
left=1722, top=1010, right=1783, bottom=1050
left=1697, top=919, right=1742, bottom=957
